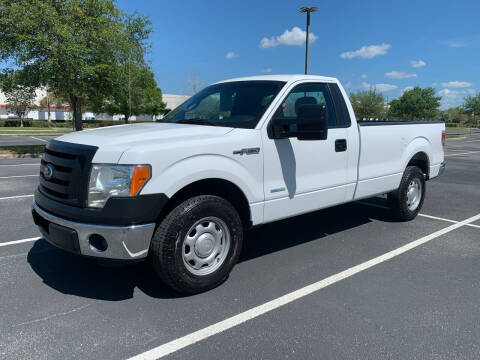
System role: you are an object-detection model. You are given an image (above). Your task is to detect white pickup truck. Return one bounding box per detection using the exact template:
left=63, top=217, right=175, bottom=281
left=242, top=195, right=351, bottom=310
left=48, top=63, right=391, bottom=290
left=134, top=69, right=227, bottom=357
left=32, top=75, right=445, bottom=294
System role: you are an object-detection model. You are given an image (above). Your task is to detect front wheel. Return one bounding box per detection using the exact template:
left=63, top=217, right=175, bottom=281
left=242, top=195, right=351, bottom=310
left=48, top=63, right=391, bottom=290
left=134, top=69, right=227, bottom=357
left=388, top=166, right=426, bottom=221
left=150, top=195, right=243, bottom=294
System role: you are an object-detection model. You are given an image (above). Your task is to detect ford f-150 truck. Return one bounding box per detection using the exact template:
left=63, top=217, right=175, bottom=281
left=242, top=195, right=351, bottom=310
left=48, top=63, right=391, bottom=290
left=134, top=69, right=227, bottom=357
left=32, top=75, right=446, bottom=294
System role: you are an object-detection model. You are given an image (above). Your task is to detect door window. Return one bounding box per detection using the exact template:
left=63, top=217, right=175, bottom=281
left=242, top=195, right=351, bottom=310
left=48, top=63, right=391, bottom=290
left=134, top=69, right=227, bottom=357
left=275, top=83, right=337, bottom=128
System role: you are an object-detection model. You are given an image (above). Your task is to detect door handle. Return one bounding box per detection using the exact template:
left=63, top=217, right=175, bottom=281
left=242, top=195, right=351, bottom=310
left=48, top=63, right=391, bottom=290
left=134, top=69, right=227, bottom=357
left=335, top=139, right=347, bottom=152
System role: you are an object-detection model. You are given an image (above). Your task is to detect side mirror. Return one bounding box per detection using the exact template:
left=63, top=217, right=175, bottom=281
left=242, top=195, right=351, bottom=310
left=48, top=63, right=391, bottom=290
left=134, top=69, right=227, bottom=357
left=269, top=116, right=294, bottom=139
left=296, top=104, right=328, bottom=141
left=163, top=109, right=171, bottom=116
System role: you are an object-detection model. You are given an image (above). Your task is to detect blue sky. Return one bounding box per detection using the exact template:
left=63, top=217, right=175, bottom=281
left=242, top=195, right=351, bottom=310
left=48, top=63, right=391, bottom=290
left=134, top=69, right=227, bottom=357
left=118, top=0, right=479, bottom=108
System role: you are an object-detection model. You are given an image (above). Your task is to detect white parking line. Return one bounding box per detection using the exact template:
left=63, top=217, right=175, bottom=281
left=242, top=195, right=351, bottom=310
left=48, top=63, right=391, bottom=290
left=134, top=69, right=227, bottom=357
left=357, top=201, right=480, bottom=230
left=0, top=194, right=34, bottom=201
left=0, top=237, right=40, bottom=248
left=418, top=213, right=480, bottom=229
left=29, top=136, right=48, bottom=143
left=128, top=213, right=480, bottom=360
left=0, top=175, right=38, bottom=179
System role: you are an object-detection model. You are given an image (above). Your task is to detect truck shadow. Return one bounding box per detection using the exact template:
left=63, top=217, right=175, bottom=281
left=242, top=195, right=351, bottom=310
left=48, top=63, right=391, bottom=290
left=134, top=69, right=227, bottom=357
left=27, top=198, right=395, bottom=300
left=240, top=200, right=384, bottom=263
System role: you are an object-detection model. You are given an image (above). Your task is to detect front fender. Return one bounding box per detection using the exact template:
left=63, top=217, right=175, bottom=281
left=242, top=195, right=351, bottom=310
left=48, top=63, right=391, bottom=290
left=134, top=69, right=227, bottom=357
left=140, top=154, right=263, bottom=204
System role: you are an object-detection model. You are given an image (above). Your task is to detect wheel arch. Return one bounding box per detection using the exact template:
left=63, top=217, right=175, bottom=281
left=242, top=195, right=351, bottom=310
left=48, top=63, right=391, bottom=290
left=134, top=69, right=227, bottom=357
left=158, top=178, right=253, bottom=228
left=402, top=137, right=432, bottom=179
left=406, top=151, right=430, bottom=179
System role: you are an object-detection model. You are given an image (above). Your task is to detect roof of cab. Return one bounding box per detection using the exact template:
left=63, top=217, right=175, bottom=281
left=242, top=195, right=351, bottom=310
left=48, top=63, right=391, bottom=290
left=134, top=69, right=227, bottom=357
left=215, top=74, right=338, bottom=84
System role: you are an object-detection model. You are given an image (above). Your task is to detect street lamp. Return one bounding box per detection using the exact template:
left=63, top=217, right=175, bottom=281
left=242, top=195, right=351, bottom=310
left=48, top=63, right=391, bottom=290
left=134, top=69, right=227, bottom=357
left=300, top=6, right=318, bottom=75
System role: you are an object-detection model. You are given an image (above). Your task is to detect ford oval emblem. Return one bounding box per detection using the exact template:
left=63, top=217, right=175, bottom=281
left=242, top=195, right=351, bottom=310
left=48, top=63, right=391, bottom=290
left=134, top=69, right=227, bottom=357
left=42, top=163, right=55, bottom=180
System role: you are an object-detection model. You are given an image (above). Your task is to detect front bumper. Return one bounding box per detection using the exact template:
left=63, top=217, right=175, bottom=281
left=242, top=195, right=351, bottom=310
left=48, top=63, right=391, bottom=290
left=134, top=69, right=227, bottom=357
left=32, top=202, right=155, bottom=260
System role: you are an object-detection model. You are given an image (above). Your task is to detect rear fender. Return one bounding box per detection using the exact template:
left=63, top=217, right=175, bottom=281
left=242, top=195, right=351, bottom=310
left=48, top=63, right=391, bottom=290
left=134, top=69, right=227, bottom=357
left=401, top=136, right=432, bottom=175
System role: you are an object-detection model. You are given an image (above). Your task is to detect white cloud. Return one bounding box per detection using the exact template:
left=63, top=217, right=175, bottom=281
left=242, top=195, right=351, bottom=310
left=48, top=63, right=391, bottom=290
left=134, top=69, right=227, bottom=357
left=401, top=86, right=414, bottom=94
left=340, top=43, right=391, bottom=59
left=385, top=71, right=417, bottom=79
left=360, top=74, right=368, bottom=79
left=225, top=51, right=238, bottom=59
left=438, top=88, right=476, bottom=109
left=441, top=81, right=472, bottom=88
left=441, top=39, right=469, bottom=48
left=360, top=82, right=397, bottom=92
left=260, top=27, right=317, bottom=49
left=410, top=60, right=426, bottom=68
left=375, top=83, right=398, bottom=92
left=344, top=81, right=354, bottom=89
left=261, top=68, right=272, bottom=73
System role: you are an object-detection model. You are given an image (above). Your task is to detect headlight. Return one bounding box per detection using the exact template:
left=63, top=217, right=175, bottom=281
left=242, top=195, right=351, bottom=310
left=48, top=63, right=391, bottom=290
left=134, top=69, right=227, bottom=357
left=88, top=164, right=151, bottom=208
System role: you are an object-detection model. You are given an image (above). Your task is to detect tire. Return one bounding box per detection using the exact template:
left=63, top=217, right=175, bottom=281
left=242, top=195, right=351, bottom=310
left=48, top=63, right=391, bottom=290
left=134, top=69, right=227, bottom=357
left=388, top=166, right=426, bottom=221
left=150, top=195, right=243, bottom=294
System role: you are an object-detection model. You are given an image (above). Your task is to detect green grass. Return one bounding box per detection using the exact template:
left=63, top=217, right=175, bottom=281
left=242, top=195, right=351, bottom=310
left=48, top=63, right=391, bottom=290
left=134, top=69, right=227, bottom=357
left=446, top=135, right=462, bottom=139
left=0, top=145, right=45, bottom=156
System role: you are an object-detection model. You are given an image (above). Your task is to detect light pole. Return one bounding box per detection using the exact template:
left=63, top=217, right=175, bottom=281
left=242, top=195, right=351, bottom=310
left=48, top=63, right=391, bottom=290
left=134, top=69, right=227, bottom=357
left=300, top=6, right=317, bottom=75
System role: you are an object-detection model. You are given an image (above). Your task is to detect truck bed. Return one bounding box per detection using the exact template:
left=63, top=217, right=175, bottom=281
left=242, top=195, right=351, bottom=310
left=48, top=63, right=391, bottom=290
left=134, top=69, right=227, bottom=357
left=354, top=121, right=445, bottom=200
left=358, top=120, right=444, bottom=126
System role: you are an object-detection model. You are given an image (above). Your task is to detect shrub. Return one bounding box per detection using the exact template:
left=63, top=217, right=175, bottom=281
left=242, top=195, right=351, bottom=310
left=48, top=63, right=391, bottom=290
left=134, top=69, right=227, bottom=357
left=1, top=119, right=33, bottom=127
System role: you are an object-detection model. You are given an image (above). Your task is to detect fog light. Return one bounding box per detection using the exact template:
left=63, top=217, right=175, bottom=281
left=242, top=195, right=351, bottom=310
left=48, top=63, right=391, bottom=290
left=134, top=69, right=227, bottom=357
left=89, top=234, right=108, bottom=252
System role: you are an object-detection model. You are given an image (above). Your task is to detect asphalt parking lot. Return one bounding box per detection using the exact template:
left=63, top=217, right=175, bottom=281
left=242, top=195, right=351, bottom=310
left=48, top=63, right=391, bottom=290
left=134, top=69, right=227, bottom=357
left=0, top=136, right=479, bottom=359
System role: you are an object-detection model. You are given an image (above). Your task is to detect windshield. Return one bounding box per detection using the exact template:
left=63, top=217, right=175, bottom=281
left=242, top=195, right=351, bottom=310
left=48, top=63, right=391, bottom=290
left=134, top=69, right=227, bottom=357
left=162, top=81, right=286, bottom=129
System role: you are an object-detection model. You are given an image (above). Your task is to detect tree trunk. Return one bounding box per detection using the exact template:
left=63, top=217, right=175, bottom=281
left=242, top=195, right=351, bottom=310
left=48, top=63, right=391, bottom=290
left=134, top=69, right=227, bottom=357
left=124, top=113, right=129, bottom=124
left=70, top=95, right=83, bottom=131
left=47, top=96, right=51, bottom=123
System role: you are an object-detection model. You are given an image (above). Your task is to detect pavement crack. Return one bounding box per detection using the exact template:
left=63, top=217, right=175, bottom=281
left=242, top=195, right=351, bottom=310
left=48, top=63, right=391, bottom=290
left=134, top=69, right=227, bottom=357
left=13, top=304, right=91, bottom=328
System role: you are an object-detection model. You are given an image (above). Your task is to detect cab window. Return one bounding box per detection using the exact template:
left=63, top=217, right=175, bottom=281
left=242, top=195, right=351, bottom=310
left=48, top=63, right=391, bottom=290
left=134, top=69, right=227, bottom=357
left=275, top=83, right=337, bottom=128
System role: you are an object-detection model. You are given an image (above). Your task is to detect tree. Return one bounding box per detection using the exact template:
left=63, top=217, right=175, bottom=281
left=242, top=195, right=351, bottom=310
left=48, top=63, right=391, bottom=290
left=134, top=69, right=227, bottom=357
left=349, top=89, right=387, bottom=120
left=142, top=85, right=166, bottom=120
left=4, top=85, right=36, bottom=127
left=0, top=0, right=152, bottom=131
left=464, top=93, right=480, bottom=125
left=92, top=65, right=165, bottom=122
left=439, top=107, right=468, bottom=125
left=39, top=90, right=68, bottom=123
left=389, top=87, right=441, bottom=120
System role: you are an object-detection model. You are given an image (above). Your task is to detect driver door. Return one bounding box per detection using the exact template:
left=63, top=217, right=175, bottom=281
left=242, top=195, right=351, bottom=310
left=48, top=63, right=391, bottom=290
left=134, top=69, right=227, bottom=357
left=262, top=82, right=354, bottom=222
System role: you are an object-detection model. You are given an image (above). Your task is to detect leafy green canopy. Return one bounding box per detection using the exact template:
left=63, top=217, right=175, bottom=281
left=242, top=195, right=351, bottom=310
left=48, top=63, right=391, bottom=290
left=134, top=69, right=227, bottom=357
left=0, top=0, right=153, bottom=130
left=5, top=85, right=37, bottom=126
left=90, top=63, right=165, bottom=122
left=464, top=94, right=480, bottom=117
left=389, top=87, right=441, bottom=120
left=349, top=89, right=387, bottom=120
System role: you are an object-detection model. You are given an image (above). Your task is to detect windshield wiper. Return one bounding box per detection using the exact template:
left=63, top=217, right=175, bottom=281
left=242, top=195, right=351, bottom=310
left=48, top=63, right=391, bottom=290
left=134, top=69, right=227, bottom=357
left=177, top=119, right=217, bottom=126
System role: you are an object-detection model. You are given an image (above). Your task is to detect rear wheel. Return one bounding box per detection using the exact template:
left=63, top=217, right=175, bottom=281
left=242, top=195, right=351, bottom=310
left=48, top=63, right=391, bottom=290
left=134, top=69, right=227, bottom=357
left=388, top=166, right=426, bottom=221
left=150, top=195, right=243, bottom=294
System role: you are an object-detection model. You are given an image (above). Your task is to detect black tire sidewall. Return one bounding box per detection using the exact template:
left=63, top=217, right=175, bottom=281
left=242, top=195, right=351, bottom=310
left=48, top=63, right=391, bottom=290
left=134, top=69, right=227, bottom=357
left=397, top=166, right=426, bottom=219
left=152, top=195, right=243, bottom=294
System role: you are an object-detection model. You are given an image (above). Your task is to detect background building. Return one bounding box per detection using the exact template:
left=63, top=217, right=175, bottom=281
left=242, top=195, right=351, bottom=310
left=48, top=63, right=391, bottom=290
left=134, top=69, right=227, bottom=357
left=0, top=89, right=188, bottom=121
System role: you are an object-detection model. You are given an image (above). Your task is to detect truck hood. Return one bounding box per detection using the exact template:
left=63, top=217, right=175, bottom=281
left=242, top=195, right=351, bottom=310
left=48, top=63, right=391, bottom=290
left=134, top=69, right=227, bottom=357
left=56, top=122, right=234, bottom=163
left=58, top=123, right=234, bottom=147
